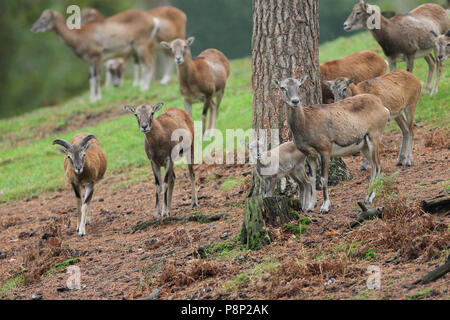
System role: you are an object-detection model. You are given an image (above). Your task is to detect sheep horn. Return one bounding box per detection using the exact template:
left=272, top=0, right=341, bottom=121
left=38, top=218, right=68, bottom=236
left=52, top=139, right=72, bottom=149
left=78, top=134, right=96, bottom=148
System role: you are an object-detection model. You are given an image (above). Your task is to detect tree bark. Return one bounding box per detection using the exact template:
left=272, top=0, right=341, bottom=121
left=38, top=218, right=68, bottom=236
left=241, top=0, right=352, bottom=250
left=241, top=0, right=321, bottom=249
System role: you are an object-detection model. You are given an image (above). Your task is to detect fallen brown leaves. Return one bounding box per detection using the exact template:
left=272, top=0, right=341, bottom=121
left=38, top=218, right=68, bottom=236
left=350, top=197, right=449, bottom=262
left=424, top=129, right=448, bottom=150
left=159, top=259, right=221, bottom=287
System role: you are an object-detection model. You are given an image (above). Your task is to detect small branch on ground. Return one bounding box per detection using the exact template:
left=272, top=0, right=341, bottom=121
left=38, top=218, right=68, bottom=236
left=412, top=255, right=450, bottom=285
left=421, top=195, right=450, bottom=215
left=349, top=202, right=384, bottom=228
left=131, top=213, right=228, bottom=233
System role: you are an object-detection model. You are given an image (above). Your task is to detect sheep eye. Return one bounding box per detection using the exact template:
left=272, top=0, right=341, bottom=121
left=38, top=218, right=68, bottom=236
left=281, top=87, right=287, bottom=92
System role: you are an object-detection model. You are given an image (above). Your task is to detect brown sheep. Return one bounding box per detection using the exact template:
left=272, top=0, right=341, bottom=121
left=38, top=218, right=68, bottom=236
left=325, top=70, right=422, bottom=169
left=124, top=103, right=198, bottom=217
left=53, top=134, right=107, bottom=236
left=161, top=37, right=230, bottom=135
left=320, top=50, right=387, bottom=103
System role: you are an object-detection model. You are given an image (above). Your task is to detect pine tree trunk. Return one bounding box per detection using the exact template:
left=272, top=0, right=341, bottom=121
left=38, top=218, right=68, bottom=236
left=241, top=0, right=351, bottom=249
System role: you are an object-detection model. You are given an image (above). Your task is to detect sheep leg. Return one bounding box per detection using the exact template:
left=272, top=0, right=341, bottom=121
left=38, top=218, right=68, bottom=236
left=319, top=153, right=331, bottom=214
left=89, top=61, right=98, bottom=102
left=431, top=59, right=441, bottom=96
left=72, top=183, right=82, bottom=232
left=363, top=135, right=381, bottom=204
left=423, top=54, right=435, bottom=94
left=162, top=160, right=174, bottom=217
left=202, top=96, right=213, bottom=136
left=184, top=100, right=193, bottom=116
left=151, top=161, right=162, bottom=218
left=105, top=69, right=112, bottom=87
left=140, top=46, right=154, bottom=91
left=305, top=158, right=318, bottom=212
left=167, top=169, right=176, bottom=213
left=262, top=177, right=276, bottom=198
left=404, top=106, right=416, bottom=167
left=133, top=54, right=140, bottom=87
left=394, top=114, right=409, bottom=166
left=360, top=157, right=370, bottom=171
left=188, top=164, right=198, bottom=208
left=291, top=173, right=307, bottom=212
left=79, top=184, right=94, bottom=237
left=293, top=164, right=313, bottom=212
left=405, top=55, right=414, bottom=73
left=90, top=57, right=102, bottom=101
left=387, top=57, right=396, bottom=71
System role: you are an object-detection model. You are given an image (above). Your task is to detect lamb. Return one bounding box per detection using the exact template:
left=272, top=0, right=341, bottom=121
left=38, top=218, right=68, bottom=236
left=161, top=37, right=230, bottom=135
left=320, top=50, right=387, bottom=103
left=31, top=9, right=159, bottom=101
left=124, top=103, right=198, bottom=217
left=344, top=1, right=450, bottom=95
left=53, top=134, right=107, bottom=236
left=431, top=30, right=450, bottom=62
left=324, top=70, right=422, bottom=169
left=273, top=76, right=390, bottom=213
left=242, top=139, right=314, bottom=211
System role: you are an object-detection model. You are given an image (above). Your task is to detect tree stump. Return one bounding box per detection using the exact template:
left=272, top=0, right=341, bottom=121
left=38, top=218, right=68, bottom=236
left=315, top=158, right=353, bottom=190
left=240, top=196, right=297, bottom=250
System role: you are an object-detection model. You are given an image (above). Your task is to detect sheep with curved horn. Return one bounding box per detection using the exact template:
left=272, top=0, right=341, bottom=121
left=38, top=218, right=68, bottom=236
left=53, top=134, right=107, bottom=236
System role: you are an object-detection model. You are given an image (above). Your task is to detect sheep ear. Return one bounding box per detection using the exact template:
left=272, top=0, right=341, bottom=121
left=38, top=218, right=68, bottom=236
left=430, top=30, right=438, bottom=38
left=152, top=103, right=164, bottom=114
left=124, top=105, right=136, bottom=114
left=186, top=37, right=195, bottom=46
left=323, top=80, right=333, bottom=88
left=299, top=75, right=308, bottom=86
left=160, top=41, right=171, bottom=49
left=84, top=142, right=94, bottom=152
left=272, top=79, right=281, bottom=87
left=56, top=148, right=68, bottom=155
left=360, top=0, right=368, bottom=11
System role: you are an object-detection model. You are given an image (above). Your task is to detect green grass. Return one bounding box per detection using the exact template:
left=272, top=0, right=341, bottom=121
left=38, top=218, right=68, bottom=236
left=224, top=258, right=279, bottom=292
left=407, top=288, right=432, bottom=300
left=1, top=32, right=448, bottom=202
left=42, top=258, right=80, bottom=277
left=221, top=177, right=245, bottom=191
left=0, top=273, right=26, bottom=298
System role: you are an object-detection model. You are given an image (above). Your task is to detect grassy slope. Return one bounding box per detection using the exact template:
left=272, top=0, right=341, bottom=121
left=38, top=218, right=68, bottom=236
left=0, top=32, right=448, bottom=202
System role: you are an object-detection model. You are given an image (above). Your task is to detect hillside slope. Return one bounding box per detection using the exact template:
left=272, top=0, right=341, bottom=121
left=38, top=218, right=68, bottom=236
left=0, top=32, right=448, bottom=202
left=0, top=32, right=448, bottom=300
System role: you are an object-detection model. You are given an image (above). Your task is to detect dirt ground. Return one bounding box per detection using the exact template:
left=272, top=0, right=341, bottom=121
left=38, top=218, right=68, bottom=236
left=0, top=126, right=448, bottom=300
